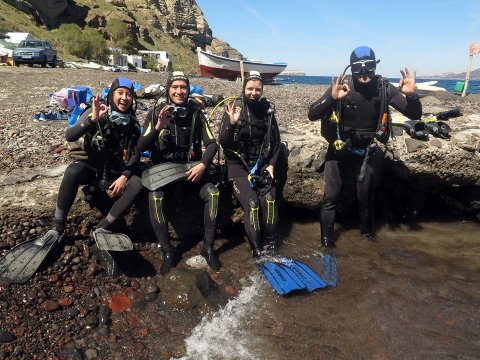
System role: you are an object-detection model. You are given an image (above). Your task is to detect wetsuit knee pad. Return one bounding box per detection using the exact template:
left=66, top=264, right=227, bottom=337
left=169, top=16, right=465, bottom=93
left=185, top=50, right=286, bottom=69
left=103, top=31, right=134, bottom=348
left=200, top=183, right=219, bottom=221
left=150, top=190, right=166, bottom=224
left=264, top=191, right=277, bottom=225
left=248, top=198, right=260, bottom=231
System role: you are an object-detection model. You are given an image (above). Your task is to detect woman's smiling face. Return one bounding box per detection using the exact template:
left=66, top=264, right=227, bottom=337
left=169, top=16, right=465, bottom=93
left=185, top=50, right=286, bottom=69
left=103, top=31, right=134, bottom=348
left=112, top=87, right=133, bottom=112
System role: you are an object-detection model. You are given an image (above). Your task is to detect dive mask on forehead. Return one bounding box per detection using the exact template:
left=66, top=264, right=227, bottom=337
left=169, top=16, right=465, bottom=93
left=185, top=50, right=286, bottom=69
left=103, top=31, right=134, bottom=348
left=108, top=108, right=131, bottom=126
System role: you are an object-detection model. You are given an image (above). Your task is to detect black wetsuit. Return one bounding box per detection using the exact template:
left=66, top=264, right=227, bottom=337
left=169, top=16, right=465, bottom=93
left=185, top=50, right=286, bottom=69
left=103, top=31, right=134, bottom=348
left=219, top=96, right=281, bottom=252
left=308, top=76, right=422, bottom=241
left=138, top=99, right=218, bottom=250
left=55, top=107, right=143, bottom=228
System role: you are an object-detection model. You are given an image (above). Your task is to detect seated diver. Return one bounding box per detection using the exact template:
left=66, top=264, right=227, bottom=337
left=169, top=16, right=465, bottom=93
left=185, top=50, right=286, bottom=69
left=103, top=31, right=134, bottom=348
left=138, top=71, right=221, bottom=274
left=57, top=76, right=144, bottom=236
left=0, top=77, right=144, bottom=283
left=219, top=71, right=282, bottom=258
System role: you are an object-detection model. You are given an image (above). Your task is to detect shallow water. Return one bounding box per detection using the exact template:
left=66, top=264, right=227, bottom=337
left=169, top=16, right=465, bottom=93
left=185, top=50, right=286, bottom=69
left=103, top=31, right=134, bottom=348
left=177, top=211, right=480, bottom=360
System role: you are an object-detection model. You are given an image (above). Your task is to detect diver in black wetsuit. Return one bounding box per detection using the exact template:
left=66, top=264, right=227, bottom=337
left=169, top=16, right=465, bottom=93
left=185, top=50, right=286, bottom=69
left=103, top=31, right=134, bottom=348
left=54, top=77, right=144, bottom=237
left=138, top=71, right=220, bottom=274
left=219, top=71, right=282, bottom=258
left=308, top=46, right=422, bottom=247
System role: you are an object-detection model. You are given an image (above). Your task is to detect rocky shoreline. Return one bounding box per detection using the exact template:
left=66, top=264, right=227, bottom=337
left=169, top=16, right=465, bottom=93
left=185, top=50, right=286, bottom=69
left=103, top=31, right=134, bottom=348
left=0, top=67, right=479, bottom=359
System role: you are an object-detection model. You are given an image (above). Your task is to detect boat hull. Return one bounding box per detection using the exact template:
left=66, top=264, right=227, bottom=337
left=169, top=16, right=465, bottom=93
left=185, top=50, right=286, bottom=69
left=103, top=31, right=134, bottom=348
left=197, top=49, right=287, bottom=81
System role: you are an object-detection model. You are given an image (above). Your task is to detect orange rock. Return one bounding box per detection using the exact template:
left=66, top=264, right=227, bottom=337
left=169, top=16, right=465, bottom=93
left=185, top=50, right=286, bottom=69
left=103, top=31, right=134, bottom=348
left=57, top=297, right=73, bottom=307
left=138, top=328, right=149, bottom=339
left=108, top=295, right=131, bottom=312
left=64, top=285, right=74, bottom=293
left=224, top=285, right=238, bottom=296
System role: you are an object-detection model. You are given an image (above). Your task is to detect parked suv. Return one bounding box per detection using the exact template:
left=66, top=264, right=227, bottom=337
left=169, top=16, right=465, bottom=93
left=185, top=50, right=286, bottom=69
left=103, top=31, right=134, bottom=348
left=13, top=40, right=57, bottom=67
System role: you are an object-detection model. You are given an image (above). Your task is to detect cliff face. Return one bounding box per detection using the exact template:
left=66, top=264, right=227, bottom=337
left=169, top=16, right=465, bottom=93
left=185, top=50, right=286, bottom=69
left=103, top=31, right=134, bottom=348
left=2, top=0, right=242, bottom=71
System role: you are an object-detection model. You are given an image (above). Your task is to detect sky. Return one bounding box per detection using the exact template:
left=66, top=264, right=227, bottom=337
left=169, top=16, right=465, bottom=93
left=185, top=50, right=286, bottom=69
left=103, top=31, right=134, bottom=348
left=196, top=0, right=480, bottom=77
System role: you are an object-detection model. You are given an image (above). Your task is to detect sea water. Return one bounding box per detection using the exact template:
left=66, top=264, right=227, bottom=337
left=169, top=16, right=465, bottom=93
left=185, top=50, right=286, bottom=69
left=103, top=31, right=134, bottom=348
left=175, top=208, right=480, bottom=360
left=275, top=75, right=480, bottom=94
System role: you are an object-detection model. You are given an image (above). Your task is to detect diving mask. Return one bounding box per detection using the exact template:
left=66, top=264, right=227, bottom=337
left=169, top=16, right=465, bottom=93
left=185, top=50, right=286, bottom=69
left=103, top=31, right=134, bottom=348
left=109, top=109, right=131, bottom=126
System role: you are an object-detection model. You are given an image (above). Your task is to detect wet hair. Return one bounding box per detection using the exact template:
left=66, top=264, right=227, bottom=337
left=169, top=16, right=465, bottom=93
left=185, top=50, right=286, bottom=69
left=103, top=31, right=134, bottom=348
left=108, top=77, right=135, bottom=113
left=166, top=71, right=190, bottom=101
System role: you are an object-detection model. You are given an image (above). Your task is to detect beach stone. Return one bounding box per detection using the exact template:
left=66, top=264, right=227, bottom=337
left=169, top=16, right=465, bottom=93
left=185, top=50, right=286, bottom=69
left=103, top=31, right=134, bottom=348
left=65, top=307, right=80, bottom=320
left=0, top=329, right=17, bottom=343
left=40, top=300, right=60, bottom=312
left=58, top=297, right=73, bottom=307
left=405, top=138, right=429, bottom=153
left=430, top=138, right=443, bottom=148
left=160, top=268, right=214, bottom=309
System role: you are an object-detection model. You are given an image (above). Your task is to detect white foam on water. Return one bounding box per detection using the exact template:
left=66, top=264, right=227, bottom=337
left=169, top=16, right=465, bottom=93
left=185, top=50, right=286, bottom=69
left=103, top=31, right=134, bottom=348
left=175, top=274, right=262, bottom=360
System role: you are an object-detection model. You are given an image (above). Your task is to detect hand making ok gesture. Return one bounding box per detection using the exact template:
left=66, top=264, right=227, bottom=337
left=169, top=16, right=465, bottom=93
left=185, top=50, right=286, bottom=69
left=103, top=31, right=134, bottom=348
left=331, top=73, right=350, bottom=100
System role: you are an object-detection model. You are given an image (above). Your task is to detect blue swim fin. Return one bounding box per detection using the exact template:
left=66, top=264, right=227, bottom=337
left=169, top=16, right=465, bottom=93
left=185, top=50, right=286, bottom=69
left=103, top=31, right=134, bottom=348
left=317, top=253, right=338, bottom=287
left=278, top=258, right=327, bottom=292
left=258, top=261, right=306, bottom=296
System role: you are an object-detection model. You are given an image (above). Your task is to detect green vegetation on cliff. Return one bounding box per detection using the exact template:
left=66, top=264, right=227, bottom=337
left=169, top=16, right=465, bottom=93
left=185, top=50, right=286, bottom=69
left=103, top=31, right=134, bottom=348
left=0, top=0, right=201, bottom=74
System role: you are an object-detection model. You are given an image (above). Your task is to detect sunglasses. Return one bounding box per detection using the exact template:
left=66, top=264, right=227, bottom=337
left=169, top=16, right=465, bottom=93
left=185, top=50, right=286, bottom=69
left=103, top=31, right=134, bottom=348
left=351, top=60, right=377, bottom=74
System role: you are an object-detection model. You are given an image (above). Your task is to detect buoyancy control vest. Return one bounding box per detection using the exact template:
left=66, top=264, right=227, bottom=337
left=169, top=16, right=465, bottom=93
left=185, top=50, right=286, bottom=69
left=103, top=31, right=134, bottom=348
left=151, top=98, right=204, bottom=163
left=321, top=75, right=391, bottom=151
left=68, top=107, right=140, bottom=172
left=226, top=98, right=275, bottom=169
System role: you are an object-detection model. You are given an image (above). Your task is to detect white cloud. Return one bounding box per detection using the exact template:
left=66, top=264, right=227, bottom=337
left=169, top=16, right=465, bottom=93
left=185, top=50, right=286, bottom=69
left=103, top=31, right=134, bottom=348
left=242, top=5, right=289, bottom=47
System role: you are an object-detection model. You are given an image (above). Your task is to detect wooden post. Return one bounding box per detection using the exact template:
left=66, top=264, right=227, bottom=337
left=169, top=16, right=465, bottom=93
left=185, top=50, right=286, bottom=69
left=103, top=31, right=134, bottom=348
left=462, top=54, right=473, bottom=97
left=240, top=60, right=245, bottom=83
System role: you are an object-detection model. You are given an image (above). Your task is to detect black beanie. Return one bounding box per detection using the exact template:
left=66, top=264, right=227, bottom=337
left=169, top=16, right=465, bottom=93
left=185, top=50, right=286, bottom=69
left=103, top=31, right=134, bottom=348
left=166, top=71, right=190, bottom=101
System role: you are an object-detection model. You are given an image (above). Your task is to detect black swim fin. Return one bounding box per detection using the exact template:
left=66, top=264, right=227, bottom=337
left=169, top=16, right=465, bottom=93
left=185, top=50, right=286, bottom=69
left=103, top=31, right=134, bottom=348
left=403, top=120, right=429, bottom=140
left=141, top=161, right=200, bottom=191
left=258, top=261, right=306, bottom=295
left=423, top=120, right=451, bottom=139
left=92, top=229, right=133, bottom=251
left=0, top=230, right=63, bottom=284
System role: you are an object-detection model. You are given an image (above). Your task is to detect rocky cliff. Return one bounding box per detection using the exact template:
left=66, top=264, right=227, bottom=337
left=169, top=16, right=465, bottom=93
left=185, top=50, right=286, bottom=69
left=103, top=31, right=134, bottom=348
left=1, top=0, right=242, bottom=72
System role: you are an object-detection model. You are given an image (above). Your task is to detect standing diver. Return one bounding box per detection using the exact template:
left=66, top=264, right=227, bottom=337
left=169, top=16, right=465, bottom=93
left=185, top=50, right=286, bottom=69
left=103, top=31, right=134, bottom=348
left=138, top=71, right=220, bottom=274
left=308, top=46, right=422, bottom=247
left=0, top=77, right=144, bottom=283
left=219, top=71, right=281, bottom=258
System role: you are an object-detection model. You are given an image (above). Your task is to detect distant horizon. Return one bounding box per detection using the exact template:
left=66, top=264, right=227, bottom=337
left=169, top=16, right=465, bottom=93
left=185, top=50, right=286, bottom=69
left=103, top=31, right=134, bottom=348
left=197, top=0, right=480, bottom=79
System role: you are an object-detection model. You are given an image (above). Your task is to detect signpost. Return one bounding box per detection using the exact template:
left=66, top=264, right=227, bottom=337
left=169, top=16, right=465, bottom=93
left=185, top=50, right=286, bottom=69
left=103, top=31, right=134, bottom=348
left=462, top=42, right=480, bottom=97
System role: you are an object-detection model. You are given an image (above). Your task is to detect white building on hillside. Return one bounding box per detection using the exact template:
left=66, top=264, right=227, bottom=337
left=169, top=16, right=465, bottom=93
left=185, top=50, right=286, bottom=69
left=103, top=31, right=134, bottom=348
left=139, top=50, right=172, bottom=71
left=126, top=54, right=142, bottom=68
left=5, top=32, right=35, bottom=44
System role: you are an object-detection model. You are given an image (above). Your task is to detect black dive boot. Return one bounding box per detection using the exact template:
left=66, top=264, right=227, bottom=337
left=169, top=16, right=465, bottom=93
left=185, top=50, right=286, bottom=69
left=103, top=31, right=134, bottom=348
left=200, top=231, right=221, bottom=270
left=160, top=246, right=175, bottom=275
left=359, top=203, right=375, bottom=241
left=52, top=218, right=66, bottom=235
left=263, top=234, right=277, bottom=253
left=247, top=236, right=263, bottom=259
left=320, top=206, right=335, bottom=248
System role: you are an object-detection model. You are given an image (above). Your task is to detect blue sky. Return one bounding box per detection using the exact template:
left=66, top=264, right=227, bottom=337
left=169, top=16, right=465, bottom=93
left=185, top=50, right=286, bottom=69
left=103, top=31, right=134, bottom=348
left=196, top=0, right=480, bottom=77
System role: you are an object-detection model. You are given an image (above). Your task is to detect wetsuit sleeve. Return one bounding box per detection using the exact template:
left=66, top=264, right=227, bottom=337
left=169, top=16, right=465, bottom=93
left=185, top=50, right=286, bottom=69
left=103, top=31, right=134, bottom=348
left=387, top=84, right=422, bottom=119
left=200, top=114, right=218, bottom=166
left=268, top=115, right=281, bottom=167
left=65, top=110, right=95, bottom=142
left=308, top=86, right=337, bottom=121
left=218, top=112, right=237, bottom=149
